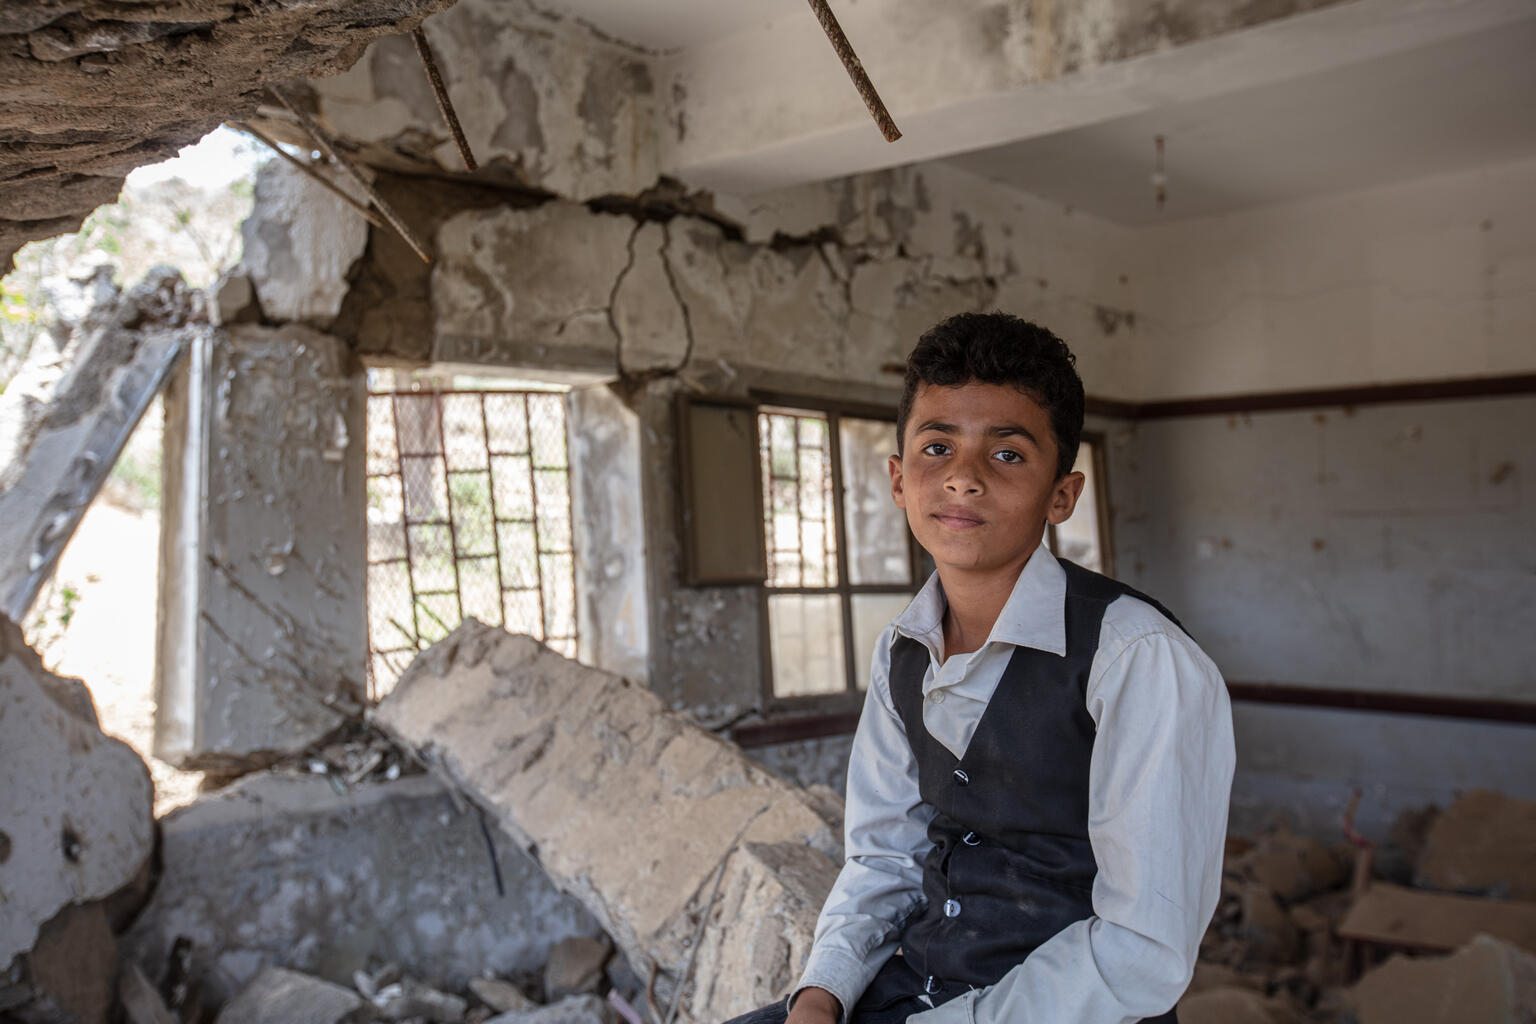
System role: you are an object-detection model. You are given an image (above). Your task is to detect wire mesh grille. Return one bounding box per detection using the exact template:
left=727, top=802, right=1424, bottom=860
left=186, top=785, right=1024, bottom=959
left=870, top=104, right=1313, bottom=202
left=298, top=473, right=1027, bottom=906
left=366, top=389, right=578, bottom=698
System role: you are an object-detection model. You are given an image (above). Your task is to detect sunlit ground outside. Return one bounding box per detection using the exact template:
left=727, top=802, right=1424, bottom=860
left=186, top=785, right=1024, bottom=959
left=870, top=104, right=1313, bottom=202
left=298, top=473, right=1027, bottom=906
left=3, top=127, right=268, bottom=815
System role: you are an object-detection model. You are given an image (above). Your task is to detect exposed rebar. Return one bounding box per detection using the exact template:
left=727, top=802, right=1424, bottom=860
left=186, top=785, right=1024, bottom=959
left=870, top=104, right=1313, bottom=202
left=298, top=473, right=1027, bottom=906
left=412, top=27, right=479, bottom=171
left=231, top=122, right=386, bottom=229
left=270, top=86, right=434, bottom=264
left=805, top=0, right=902, bottom=143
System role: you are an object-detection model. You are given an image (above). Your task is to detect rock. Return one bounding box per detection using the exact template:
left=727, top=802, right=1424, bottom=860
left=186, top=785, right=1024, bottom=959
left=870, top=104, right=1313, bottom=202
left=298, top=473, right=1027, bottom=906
left=374, top=623, right=844, bottom=1020
left=372, top=976, right=467, bottom=1022
left=1178, top=987, right=1302, bottom=1024
left=122, top=773, right=601, bottom=1008
left=1417, top=790, right=1536, bottom=900
left=241, top=160, right=371, bottom=328
left=544, top=935, right=612, bottom=999
left=119, top=961, right=177, bottom=1024
left=1232, top=826, right=1348, bottom=904
left=485, top=994, right=606, bottom=1024
left=469, top=977, right=536, bottom=1014
left=0, top=616, right=154, bottom=972
left=215, top=966, right=363, bottom=1024
left=1349, top=934, right=1536, bottom=1024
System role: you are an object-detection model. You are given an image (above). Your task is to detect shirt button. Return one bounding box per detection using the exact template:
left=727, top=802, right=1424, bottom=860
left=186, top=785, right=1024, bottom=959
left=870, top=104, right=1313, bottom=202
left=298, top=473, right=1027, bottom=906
left=952, top=769, right=970, bottom=785
left=924, top=976, right=940, bottom=995
left=928, top=689, right=946, bottom=704
left=962, top=831, right=981, bottom=846
left=944, top=898, right=962, bottom=918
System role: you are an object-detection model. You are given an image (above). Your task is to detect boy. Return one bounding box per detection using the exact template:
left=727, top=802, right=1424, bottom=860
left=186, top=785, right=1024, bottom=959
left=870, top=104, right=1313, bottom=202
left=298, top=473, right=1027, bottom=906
left=727, top=313, right=1234, bottom=1024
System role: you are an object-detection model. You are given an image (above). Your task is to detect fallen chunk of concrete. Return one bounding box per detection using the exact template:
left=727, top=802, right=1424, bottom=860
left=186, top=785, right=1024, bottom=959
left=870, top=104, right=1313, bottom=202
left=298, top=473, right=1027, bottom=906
left=0, top=616, right=154, bottom=971
left=1178, top=987, right=1303, bottom=1024
left=122, top=772, right=602, bottom=1008
left=1417, top=790, right=1536, bottom=900
left=486, top=994, right=606, bottom=1024
left=470, top=976, right=536, bottom=1014
left=1349, top=934, right=1536, bottom=1024
left=3, top=901, right=118, bottom=1024
left=371, top=976, right=467, bottom=1022
left=544, top=935, right=612, bottom=999
left=375, top=624, right=844, bottom=1021
left=215, top=966, right=363, bottom=1024
left=1231, top=826, right=1348, bottom=904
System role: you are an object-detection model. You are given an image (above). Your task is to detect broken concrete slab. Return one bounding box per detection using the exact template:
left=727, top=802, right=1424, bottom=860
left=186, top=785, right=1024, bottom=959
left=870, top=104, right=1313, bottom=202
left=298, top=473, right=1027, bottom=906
left=0, top=615, right=154, bottom=973
left=1337, top=882, right=1536, bottom=956
left=1349, top=935, right=1536, bottom=1024
left=214, top=966, right=363, bottom=1024
left=374, top=623, right=844, bottom=1020
left=1416, top=790, right=1536, bottom=900
left=122, top=771, right=603, bottom=1009
left=241, top=160, right=371, bottom=329
left=0, top=266, right=201, bottom=622
left=154, top=323, right=366, bottom=768
left=543, top=935, right=612, bottom=1000
left=486, top=994, right=607, bottom=1024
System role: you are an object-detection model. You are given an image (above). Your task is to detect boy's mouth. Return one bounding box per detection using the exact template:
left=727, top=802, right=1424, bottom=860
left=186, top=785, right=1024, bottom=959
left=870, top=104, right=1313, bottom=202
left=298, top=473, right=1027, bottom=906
left=933, top=506, right=985, bottom=529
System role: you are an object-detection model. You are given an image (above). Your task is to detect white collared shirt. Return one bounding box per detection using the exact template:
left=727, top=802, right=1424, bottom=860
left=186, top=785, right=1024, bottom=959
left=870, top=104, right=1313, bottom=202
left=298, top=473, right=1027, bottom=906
left=795, top=544, right=1235, bottom=1024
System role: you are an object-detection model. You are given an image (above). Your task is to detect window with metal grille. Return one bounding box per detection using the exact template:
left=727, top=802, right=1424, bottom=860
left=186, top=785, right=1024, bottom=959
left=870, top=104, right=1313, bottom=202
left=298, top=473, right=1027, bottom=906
left=365, top=387, right=577, bottom=698
left=758, top=404, right=919, bottom=700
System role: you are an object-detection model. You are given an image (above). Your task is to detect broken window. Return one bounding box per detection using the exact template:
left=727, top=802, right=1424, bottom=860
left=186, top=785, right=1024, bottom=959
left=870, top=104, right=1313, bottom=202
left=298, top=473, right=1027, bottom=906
left=365, top=385, right=578, bottom=697
left=1046, top=431, right=1113, bottom=574
left=758, top=404, right=918, bottom=701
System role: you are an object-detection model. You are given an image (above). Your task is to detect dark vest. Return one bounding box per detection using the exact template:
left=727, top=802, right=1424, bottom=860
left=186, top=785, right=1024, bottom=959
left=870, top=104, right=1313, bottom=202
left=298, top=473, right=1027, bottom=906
left=889, top=558, right=1185, bottom=1020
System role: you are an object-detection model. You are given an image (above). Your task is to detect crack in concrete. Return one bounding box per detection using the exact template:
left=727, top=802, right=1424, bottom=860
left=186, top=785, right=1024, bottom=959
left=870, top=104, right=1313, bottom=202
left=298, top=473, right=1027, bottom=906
left=608, top=219, right=645, bottom=379
left=657, top=220, right=696, bottom=376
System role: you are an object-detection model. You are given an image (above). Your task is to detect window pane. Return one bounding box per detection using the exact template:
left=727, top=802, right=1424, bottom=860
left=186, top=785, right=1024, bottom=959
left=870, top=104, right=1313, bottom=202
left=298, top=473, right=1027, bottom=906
left=1055, top=438, right=1105, bottom=572
left=760, top=411, right=837, bottom=587
left=769, top=593, right=846, bottom=697
left=850, top=594, right=914, bottom=690
left=840, top=417, right=911, bottom=585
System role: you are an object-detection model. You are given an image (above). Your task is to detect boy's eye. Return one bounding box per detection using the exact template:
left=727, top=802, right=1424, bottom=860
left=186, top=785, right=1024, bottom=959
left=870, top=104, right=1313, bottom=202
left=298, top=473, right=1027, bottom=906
left=920, top=442, right=951, bottom=456
left=994, top=449, right=1023, bottom=464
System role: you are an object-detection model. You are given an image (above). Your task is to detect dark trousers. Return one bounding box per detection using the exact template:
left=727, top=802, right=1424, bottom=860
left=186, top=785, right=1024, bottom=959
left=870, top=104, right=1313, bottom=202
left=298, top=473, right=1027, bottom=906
left=721, top=953, right=1180, bottom=1024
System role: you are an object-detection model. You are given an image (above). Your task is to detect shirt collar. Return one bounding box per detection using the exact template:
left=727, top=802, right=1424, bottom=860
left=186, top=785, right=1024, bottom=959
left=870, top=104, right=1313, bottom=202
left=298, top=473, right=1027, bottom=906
left=893, top=543, right=1068, bottom=658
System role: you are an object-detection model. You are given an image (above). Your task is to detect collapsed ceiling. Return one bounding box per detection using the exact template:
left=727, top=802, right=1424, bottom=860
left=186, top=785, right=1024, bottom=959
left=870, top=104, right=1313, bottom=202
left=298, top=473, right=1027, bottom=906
left=0, top=0, right=456, bottom=274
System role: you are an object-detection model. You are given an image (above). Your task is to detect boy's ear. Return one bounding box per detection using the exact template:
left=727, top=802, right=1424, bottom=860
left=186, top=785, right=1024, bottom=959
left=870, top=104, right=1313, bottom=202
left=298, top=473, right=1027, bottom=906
left=1045, top=470, right=1086, bottom=525
left=888, top=453, right=907, bottom=509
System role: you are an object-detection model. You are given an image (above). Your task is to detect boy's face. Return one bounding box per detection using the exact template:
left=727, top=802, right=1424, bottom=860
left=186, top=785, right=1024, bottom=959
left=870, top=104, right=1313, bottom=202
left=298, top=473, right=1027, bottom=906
left=889, top=381, right=1085, bottom=580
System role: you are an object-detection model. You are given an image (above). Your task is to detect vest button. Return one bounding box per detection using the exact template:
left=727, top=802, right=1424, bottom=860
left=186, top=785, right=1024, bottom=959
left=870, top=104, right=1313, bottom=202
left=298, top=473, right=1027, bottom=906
left=944, top=898, right=961, bottom=918
left=924, top=975, right=940, bottom=995
left=952, top=769, right=969, bottom=785
left=962, top=831, right=981, bottom=846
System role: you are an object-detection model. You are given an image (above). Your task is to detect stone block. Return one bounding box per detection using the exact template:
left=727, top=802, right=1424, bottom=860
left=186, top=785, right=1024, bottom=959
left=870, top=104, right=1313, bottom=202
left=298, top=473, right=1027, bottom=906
left=154, top=324, right=366, bottom=767
left=214, top=967, right=362, bottom=1024
left=241, top=160, right=370, bottom=329
left=1349, top=935, right=1536, bottom=1024
left=1417, top=790, right=1536, bottom=900
left=374, top=624, right=844, bottom=1019
left=0, top=616, right=153, bottom=970
left=122, top=772, right=603, bottom=1009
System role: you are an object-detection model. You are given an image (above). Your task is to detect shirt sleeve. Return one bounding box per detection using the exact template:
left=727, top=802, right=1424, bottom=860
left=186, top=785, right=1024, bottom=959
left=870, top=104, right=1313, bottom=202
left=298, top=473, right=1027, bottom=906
left=908, top=624, right=1235, bottom=1024
left=792, top=625, right=934, bottom=1020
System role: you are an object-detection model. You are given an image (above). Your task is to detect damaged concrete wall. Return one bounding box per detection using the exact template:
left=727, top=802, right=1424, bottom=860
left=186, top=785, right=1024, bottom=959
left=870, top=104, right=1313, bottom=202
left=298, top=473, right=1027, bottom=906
left=123, top=773, right=604, bottom=1008
left=1111, top=395, right=1536, bottom=836
left=156, top=324, right=367, bottom=770
left=0, top=0, right=455, bottom=273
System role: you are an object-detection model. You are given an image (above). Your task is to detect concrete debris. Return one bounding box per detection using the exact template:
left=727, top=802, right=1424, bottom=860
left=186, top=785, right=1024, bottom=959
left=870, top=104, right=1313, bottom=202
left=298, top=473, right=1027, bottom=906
left=485, top=994, right=607, bottom=1024
left=1348, top=934, right=1536, bottom=1024
left=123, top=772, right=603, bottom=1008
left=214, top=966, right=363, bottom=1024
left=1230, top=826, right=1349, bottom=903
left=1338, top=882, right=1536, bottom=955
left=1178, top=987, right=1303, bottom=1024
left=241, top=160, right=371, bottom=330
left=0, top=266, right=202, bottom=622
left=0, top=0, right=456, bottom=274
left=118, top=961, right=176, bottom=1024
left=4, top=901, right=118, bottom=1024
left=469, top=977, right=537, bottom=1014
left=543, top=935, right=612, bottom=1000
left=370, top=975, right=468, bottom=1022
left=1416, top=790, right=1536, bottom=900
left=210, top=269, right=262, bottom=328
left=1237, top=883, right=1300, bottom=966
left=374, top=622, right=843, bottom=1021
left=155, top=322, right=366, bottom=769
left=0, top=616, right=154, bottom=975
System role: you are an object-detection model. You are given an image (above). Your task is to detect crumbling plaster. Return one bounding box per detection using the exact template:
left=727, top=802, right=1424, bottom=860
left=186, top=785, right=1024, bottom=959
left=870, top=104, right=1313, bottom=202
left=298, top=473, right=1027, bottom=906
left=0, top=0, right=456, bottom=274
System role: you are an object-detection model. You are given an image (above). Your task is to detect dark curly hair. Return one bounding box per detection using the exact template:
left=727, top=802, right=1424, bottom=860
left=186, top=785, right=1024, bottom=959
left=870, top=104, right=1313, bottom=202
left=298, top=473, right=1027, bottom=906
left=896, top=312, right=1084, bottom=481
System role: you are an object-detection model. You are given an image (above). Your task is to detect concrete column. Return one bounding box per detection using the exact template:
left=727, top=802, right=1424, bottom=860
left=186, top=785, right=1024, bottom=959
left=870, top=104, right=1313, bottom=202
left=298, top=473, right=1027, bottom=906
left=155, top=324, right=366, bottom=770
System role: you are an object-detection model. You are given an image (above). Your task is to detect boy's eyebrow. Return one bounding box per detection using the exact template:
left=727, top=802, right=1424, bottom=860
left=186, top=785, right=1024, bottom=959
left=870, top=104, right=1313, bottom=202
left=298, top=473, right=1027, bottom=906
left=914, top=420, right=1042, bottom=449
